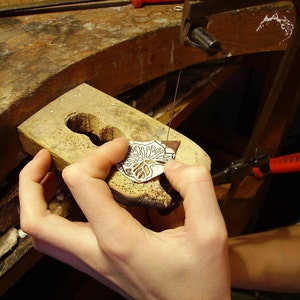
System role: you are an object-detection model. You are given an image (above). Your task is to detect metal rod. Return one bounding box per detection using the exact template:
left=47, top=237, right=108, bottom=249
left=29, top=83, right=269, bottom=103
left=0, top=0, right=110, bottom=12
left=166, top=69, right=182, bottom=141
left=0, top=0, right=130, bottom=16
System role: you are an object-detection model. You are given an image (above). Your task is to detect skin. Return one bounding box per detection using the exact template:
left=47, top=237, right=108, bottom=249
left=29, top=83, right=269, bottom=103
left=19, top=137, right=230, bottom=300
left=229, top=224, right=300, bottom=293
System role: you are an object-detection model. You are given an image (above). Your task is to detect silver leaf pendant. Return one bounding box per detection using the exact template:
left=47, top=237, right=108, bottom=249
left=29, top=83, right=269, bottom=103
left=116, top=140, right=176, bottom=183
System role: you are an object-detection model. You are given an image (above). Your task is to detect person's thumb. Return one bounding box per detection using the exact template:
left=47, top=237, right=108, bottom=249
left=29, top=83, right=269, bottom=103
left=164, top=160, right=223, bottom=230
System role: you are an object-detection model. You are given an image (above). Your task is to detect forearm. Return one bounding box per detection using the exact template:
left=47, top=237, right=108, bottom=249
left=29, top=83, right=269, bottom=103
left=229, top=224, right=300, bottom=293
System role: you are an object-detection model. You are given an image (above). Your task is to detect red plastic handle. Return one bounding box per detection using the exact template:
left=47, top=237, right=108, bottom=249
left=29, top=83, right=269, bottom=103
left=269, top=153, right=300, bottom=173
left=132, top=0, right=182, bottom=8
left=252, top=153, right=300, bottom=179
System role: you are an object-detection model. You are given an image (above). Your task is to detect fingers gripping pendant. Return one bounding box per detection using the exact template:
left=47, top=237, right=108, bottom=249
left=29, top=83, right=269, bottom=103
left=117, top=140, right=179, bottom=183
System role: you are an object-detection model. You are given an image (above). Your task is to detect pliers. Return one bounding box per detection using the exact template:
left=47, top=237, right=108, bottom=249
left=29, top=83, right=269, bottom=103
left=212, top=151, right=300, bottom=185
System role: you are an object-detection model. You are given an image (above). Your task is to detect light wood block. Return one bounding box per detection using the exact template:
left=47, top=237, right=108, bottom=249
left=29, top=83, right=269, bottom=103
left=18, top=83, right=211, bottom=209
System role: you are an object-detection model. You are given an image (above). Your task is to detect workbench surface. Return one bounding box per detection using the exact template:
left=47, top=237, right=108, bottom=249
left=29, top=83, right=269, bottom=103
left=0, top=4, right=185, bottom=181
left=0, top=1, right=295, bottom=181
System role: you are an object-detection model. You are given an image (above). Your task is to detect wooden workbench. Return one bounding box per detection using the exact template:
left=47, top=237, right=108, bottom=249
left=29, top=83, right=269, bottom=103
left=0, top=1, right=295, bottom=181
left=0, top=0, right=296, bottom=296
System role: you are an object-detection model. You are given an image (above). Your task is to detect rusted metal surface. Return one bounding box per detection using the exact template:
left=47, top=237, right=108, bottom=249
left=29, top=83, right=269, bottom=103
left=0, top=2, right=295, bottom=182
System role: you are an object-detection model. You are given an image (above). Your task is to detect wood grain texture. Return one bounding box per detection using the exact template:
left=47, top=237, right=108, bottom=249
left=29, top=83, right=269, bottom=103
left=0, top=1, right=295, bottom=181
left=18, top=83, right=211, bottom=208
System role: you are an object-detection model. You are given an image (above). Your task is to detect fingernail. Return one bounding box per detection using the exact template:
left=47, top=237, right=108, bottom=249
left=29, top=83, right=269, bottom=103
left=165, top=160, right=183, bottom=170
left=33, top=149, right=43, bottom=160
left=113, top=136, right=128, bottom=142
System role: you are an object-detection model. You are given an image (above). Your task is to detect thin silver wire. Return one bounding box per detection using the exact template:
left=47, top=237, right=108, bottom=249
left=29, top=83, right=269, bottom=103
left=166, top=69, right=182, bottom=141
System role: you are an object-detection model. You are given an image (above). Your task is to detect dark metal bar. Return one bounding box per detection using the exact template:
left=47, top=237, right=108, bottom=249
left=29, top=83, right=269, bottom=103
left=0, top=0, right=130, bottom=16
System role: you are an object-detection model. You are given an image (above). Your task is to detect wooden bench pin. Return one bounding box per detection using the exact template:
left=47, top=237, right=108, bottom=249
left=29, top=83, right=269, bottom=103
left=18, top=83, right=211, bottom=210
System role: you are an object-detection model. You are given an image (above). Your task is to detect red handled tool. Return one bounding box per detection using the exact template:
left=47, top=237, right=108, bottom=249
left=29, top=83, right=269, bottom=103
left=213, top=152, right=300, bottom=185
left=252, top=153, right=300, bottom=179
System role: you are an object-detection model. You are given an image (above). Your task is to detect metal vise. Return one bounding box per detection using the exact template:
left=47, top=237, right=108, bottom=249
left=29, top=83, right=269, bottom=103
left=179, top=0, right=281, bottom=54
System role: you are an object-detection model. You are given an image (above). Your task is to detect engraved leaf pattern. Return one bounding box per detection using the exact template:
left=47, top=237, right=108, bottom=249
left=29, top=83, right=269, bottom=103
left=117, top=140, right=176, bottom=183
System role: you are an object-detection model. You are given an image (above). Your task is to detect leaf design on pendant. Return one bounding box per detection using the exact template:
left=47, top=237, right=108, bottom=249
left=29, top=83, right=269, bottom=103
left=116, top=140, right=176, bottom=183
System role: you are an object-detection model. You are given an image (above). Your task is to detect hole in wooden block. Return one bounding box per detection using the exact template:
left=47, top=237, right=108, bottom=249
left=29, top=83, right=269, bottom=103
left=65, top=112, right=124, bottom=146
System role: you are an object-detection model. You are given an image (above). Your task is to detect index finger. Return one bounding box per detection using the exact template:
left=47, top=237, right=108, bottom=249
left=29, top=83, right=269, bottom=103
left=69, top=137, right=129, bottom=180
left=62, top=137, right=135, bottom=236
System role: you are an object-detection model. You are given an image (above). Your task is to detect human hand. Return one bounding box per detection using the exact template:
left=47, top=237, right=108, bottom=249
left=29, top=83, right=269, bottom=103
left=19, top=137, right=230, bottom=300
